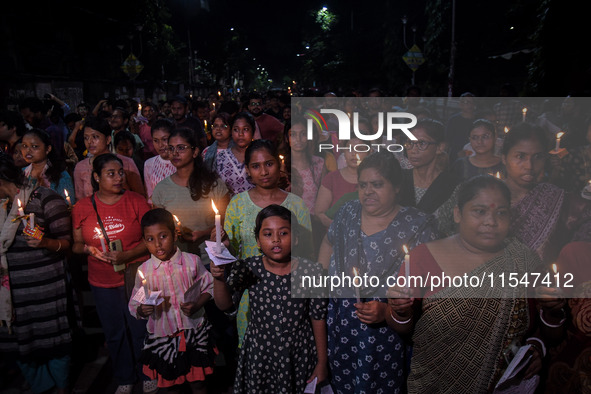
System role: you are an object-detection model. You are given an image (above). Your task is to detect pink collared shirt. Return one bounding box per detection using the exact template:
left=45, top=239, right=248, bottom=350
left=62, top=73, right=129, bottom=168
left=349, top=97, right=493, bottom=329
left=128, top=248, right=213, bottom=337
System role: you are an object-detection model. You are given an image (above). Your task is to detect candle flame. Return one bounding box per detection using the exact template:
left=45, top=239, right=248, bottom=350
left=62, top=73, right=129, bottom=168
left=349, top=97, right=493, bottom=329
left=552, top=264, right=557, bottom=274
left=211, top=200, right=219, bottom=215
left=403, top=245, right=409, bottom=254
left=173, top=214, right=181, bottom=225
left=352, top=267, right=359, bottom=276
left=138, top=103, right=142, bottom=111
left=138, top=270, right=145, bottom=280
left=522, top=107, right=527, bottom=114
left=557, top=131, right=565, bottom=139
left=495, top=171, right=501, bottom=179
left=17, top=198, right=22, bottom=208
left=64, top=189, right=69, bottom=197
left=279, top=155, right=284, bottom=161
left=218, top=91, right=221, bottom=96
left=504, top=126, right=509, bottom=134
left=95, top=227, right=102, bottom=237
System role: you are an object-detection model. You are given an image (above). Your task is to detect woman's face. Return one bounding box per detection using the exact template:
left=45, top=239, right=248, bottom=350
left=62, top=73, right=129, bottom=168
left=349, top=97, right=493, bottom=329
left=232, top=118, right=254, bottom=149
left=212, top=117, right=231, bottom=143
left=95, top=160, right=125, bottom=194
left=21, top=134, right=50, bottom=165
left=246, top=148, right=280, bottom=189
left=152, top=128, right=170, bottom=159
left=343, top=138, right=369, bottom=169
left=358, top=167, right=398, bottom=216
left=502, top=139, right=546, bottom=190
left=83, top=127, right=110, bottom=156
left=289, top=123, right=308, bottom=153
left=454, top=187, right=511, bottom=252
left=168, top=135, right=198, bottom=169
left=469, top=126, right=495, bottom=155
left=405, top=127, right=441, bottom=168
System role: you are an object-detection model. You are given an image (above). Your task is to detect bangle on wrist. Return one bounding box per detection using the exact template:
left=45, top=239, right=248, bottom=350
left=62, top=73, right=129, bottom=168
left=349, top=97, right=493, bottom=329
left=526, top=337, right=547, bottom=357
left=390, top=310, right=412, bottom=325
left=540, top=308, right=566, bottom=328
left=55, top=240, right=62, bottom=252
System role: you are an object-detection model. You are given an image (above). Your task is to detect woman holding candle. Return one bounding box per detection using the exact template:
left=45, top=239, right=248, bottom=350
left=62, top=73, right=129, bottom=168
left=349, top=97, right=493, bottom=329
left=317, top=151, right=438, bottom=393
left=213, top=112, right=256, bottom=196
left=21, top=128, right=76, bottom=205
left=152, top=127, right=229, bottom=257
left=0, top=154, right=73, bottom=394
left=71, top=153, right=152, bottom=394
left=387, top=175, right=563, bottom=393
left=73, top=116, right=144, bottom=201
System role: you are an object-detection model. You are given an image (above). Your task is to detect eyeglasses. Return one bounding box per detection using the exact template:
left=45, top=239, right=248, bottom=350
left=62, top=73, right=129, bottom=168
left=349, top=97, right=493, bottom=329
left=213, top=124, right=228, bottom=129
left=469, top=134, right=492, bottom=142
left=249, top=102, right=262, bottom=107
left=404, top=140, right=438, bottom=151
left=167, top=144, right=194, bottom=153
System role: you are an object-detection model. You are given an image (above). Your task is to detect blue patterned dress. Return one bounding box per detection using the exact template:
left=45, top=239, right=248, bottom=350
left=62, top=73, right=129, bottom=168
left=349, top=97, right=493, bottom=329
left=326, top=200, right=439, bottom=394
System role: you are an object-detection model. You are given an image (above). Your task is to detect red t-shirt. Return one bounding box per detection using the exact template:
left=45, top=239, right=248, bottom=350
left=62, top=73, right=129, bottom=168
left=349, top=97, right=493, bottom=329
left=72, top=191, right=150, bottom=288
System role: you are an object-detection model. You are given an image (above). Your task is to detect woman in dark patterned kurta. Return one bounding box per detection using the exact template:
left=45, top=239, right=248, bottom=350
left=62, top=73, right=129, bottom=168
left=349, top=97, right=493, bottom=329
left=0, top=155, right=73, bottom=393
left=320, top=151, right=439, bottom=394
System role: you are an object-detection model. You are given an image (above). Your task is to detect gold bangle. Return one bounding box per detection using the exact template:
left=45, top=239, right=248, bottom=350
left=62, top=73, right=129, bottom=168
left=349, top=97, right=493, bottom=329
left=56, top=240, right=62, bottom=252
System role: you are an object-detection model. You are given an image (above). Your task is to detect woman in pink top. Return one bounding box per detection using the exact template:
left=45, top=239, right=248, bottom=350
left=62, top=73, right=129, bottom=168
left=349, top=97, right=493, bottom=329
left=73, top=116, right=144, bottom=201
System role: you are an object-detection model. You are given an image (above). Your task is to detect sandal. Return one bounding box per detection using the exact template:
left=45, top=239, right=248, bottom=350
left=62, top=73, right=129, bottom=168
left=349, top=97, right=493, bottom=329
left=115, top=384, right=134, bottom=394
left=143, top=379, right=159, bottom=394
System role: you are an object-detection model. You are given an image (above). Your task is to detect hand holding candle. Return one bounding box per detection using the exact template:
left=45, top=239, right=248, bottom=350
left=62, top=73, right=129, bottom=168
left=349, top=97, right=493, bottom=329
left=403, top=245, right=410, bottom=287
left=173, top=214, right=182, bottom=233
left=17, top=199, right=27, bottom=227
left=95, top=227, right=107, bottom=253
left=211, top=200, right=222, bottom=254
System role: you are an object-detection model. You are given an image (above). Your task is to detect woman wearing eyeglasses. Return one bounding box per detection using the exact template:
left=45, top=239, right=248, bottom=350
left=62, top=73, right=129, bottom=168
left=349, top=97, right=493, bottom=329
left=152, top=127, right=229, bottom=255
left=451, top=119, right=504, bottom=182
left=399, top=118, right=460, bottom=215
left=203, top=112, right=232, bottom=172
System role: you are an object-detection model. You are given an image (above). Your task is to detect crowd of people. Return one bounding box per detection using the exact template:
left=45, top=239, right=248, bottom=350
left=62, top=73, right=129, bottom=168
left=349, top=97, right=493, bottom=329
left=0, top=87, right=590, bottom=394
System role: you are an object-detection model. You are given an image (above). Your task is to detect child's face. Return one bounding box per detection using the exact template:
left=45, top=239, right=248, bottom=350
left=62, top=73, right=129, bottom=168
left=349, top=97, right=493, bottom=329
left=256, top=216, right=292, bottom=264
left=143, top=223, right=177, bottom=261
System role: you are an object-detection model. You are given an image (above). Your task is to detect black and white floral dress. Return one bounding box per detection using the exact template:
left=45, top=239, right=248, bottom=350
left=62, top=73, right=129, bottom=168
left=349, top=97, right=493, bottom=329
left=227, top=255, right=327, bottom=394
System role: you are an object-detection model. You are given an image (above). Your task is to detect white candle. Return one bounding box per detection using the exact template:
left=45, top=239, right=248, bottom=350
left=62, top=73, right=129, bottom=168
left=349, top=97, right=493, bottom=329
left=17, top=199, right=27, bottom=227
left=352, top=267, right=361, bottom=304
left=211, top=200, right=222, bottom=254
left=64, top=189, right=71, bottom=207
left=555, top=132, right=564, bottom=151
left=137, top=103, right=142, bottom=117
left=403, top=245, right=410, bottom=287
left=204, top=120, right=208, bottom=131
left=138, top=269, right=149, bottom=296
left=551, top=263, right=558, bottom=274
left=522, top=107, right=527, bottom=122
left=95, top=227, right=107, bottom=253
left=29, top=212, right=35, bottom=229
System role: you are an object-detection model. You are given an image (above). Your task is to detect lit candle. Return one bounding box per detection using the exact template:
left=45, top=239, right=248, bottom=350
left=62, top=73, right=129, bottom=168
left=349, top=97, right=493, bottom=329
left=173, top=215, right=182, bottom=232
left=29, top=212, right=34, bottom=229
left=555, top=131, right=564, bottom=151
left=356, top=154, right=361, bottom=166
left=64, top=189, right=71, bottom=207
left=211, top=200, right=222, bottom=254
left=212, top=102, right=216, bottom=111
left=352, top=267, right=361, bottom=304
left=504, top=126, right=509, bottom=134
left=522, top=107, right=527, bottom=122
left=551, top=263, right=558, bottom=274
left=138, top=269, right=149, bottom=296
left=204, top=120, right=208, bottom=131
left=494, top=171, right=502, bottom=179
left=137, top=103, right=142, bottom=117
left=17, top=199, right=27, bottom=227
left=95, top=227, right=107, bottom=253
left=403, top=245, right=410, bottom=287
left=218, top=91, right=221, bottom=98
left=279, top=155, right=285, bottom=172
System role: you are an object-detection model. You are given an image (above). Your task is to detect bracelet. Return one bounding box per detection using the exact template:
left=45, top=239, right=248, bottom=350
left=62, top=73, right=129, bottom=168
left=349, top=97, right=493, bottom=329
left=55, top=240, right=62, bottom=252
left=539, top=308, right=566, bottom=328
left=390, top=310, right=412, bottom=325
left=526, top=337, right=547, bottom=357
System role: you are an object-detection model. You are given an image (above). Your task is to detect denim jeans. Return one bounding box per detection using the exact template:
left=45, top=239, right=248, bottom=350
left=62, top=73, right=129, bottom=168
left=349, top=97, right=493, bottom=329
left=90, top=285, right=148, bottom=385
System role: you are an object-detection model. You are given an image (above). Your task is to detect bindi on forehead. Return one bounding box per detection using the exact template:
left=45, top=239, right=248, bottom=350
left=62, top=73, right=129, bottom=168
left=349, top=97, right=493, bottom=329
left=489, top=203, right=496, bottom=208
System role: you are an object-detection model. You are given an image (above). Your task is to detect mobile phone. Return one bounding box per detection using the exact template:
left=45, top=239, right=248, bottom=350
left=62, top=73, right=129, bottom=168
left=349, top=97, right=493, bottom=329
left=109, top=239, right=125, bottom=272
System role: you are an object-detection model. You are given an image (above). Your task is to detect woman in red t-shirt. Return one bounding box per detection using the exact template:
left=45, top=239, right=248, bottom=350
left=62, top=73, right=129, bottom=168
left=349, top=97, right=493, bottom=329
left=72, top=153, right=153, bottom=394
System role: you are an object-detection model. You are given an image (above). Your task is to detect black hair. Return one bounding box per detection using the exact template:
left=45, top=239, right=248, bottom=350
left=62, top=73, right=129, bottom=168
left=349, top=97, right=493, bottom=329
left=151, top=118, right=174, bottom=136
left=232, top=111, right=256, bottom=132
left=141, top=208, right=176, bottom=236
left=91, top=153, right=123, bottom=192
left=0, top=153, right=26, bottom=188
left=0, top=110, right=27, bottom=137
left=114, top=130, right=137, bottom=150
left=168, top=127, right=218, bottom=201
left=411, top=118, right=446, bottom=143
left=471, top=119, right=496, bottom=136
left=170, top=95, right=187, bottom=105
left=245, top=139, right=279, bottom=167
left=457, top=175, right=511, bottom=211
left=248, top=92, right=263, bottom=101
left=84, top=116, right=111, bottom=137
left=218, top=101, right=240, bottom=115
left=20, top=97, right=44, bottom=113
left=502, top=122, right=549, bottom=156
left=213, top=112, right=232, bottom=127
left=194, top=100, right=209, bottom=110
left=357, top=150, right=403, bottom=188
left=112, top=107, right=130, bottom=121
left=22, top=128, right=67, bottom=185
left=253, top=204, right=299, bottom=240
left=64, top=112, right=82, bottom=125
